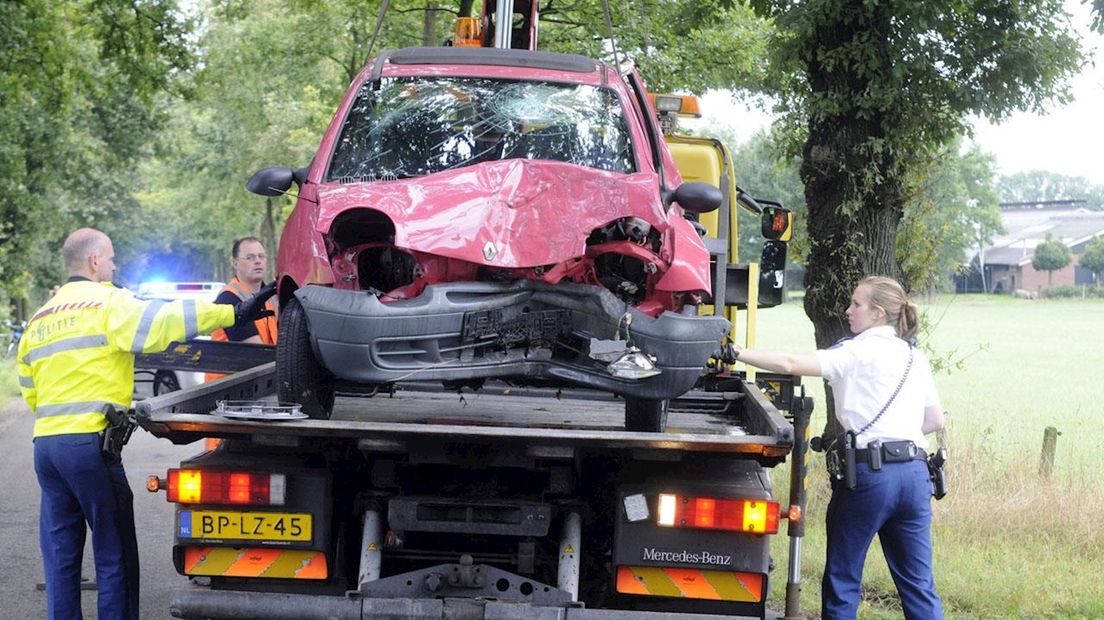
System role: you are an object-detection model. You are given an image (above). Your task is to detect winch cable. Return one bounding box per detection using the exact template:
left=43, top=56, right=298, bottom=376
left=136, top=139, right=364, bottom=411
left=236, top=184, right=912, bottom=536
left=601, top=0, right=622, bottom=69
left=364, top=0, right=393, bottom=63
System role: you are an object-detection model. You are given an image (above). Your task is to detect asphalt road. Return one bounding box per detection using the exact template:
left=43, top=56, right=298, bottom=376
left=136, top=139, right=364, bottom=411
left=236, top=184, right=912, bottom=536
left=0, top=401, right=199, bottom=619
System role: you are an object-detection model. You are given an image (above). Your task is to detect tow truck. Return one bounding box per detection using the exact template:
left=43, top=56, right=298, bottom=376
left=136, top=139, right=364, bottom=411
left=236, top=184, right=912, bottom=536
left=135, top=3, right=815, bottom=618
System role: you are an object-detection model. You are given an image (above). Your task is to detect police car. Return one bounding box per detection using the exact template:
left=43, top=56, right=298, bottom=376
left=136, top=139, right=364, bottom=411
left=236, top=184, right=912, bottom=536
left=133, top=281, right=223, bottom=397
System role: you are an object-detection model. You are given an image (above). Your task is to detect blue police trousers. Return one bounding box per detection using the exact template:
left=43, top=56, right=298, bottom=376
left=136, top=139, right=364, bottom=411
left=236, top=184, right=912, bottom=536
left=822, top=459, right=942, bottom=620
left=34, top=433, right=140, bottom=620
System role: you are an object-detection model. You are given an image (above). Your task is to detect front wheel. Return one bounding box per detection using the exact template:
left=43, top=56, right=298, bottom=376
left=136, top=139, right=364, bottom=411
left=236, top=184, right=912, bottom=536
left=277, top=297, right=335, bottom=419
left=624, top=398, right=668, bottom=432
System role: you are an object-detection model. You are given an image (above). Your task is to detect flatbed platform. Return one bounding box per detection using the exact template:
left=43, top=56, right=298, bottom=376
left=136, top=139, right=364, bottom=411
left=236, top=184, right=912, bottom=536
left=135, top=363, right=792, bottom=459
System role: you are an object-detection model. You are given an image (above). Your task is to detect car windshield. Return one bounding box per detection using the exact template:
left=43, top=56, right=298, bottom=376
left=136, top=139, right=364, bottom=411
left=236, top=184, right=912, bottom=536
left=327, top=77, right=636, bottom=181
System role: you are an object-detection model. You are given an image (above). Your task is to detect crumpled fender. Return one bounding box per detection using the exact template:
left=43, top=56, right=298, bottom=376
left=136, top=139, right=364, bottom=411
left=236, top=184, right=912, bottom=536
left=277, top=183, right=335, bottom=291
left=655, top=216, right=713, bottom=295
left=315, top=159, right=683, bottom=269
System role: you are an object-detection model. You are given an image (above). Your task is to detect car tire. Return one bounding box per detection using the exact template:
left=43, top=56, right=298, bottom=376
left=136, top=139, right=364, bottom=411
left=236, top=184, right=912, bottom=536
left=624, top=398, right=668, bottom=432
left=277, top=297, right=335, bottom=419
left=152, top=370, right=181, bottom=396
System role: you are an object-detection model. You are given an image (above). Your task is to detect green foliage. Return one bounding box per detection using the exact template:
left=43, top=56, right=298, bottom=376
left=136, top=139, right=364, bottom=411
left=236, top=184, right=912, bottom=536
left=0, top=0, right=193, bottom=308
left=724, top=130, right=807, bottom=263
left=897, top=143, right=1003, bottom=292
left=0, top=358, right=21, bottom=408
left=1043, top=284, right=1104, bottom=299
left=1032, top=234, right=1072, bottom=286
left=997, top=171, right=1104, bottom=209
left=1080, top=235, right=1104, bottom=284
left=538, top=1, right=770, bottom=94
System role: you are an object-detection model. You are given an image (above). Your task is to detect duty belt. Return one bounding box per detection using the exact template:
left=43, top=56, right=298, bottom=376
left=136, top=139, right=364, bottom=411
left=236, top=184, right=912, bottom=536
left=855, top=440, right=927, bottom=469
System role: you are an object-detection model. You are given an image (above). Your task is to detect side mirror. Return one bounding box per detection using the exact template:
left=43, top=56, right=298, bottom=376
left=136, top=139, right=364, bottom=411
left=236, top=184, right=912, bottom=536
left=668, top=182, right=722, bottom=214
left=247, top=167, right=296, bottom=197
left=761, top=205, right=793, bottom=241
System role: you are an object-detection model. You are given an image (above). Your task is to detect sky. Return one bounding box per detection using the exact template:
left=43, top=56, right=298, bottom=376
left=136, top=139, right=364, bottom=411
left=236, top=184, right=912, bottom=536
left=683, top=2, right=1104, bottom=186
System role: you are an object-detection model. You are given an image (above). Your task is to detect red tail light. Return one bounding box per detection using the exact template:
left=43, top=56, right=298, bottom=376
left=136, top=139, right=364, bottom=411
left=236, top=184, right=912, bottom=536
left=657, top=494, right=779, bottom=534
left=165, top=469, right=286, bottom=506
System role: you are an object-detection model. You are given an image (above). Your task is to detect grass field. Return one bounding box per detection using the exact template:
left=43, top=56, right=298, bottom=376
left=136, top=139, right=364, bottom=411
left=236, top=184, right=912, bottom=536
left=3, top=296, right=1101, bottom=617
left=757, top=295, right=1104, bottom=619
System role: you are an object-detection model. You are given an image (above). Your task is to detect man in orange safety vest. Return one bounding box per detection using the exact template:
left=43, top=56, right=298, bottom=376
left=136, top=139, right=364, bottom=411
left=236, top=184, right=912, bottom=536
left=206, top=237, right=278, bottom=381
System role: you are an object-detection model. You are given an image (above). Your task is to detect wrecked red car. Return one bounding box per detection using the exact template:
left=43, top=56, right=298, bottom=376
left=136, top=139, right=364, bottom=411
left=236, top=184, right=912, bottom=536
left=248, top=47, right=730, bottom=430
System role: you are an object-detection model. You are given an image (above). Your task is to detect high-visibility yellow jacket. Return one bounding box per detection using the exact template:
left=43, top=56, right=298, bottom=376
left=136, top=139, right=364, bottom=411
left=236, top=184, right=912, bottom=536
left=18, top=279, right=236, bottom=438
left=205, top=277, right=278, bottom=382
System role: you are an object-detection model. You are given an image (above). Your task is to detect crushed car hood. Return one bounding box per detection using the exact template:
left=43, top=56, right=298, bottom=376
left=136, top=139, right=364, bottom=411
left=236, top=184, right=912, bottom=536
left=315, top=159, right=672, bottom=268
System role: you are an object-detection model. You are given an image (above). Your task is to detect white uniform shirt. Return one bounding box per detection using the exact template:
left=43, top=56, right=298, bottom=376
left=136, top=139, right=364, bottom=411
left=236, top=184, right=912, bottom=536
left=815, top=325, right=940, bottom=450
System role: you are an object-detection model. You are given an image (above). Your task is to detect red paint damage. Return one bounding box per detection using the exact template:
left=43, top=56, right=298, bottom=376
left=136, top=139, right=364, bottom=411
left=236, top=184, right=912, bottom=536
left=315, top=159, right=712, bottom=316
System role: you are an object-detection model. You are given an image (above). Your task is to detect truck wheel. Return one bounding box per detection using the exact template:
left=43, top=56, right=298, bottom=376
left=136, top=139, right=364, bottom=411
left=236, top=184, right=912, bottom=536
left=624, top=398, right=668, bottom=432
left=277, top=297, right=335, bottom=419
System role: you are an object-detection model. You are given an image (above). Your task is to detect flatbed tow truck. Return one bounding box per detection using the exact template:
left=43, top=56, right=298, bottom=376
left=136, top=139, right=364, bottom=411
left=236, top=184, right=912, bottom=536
left=136, top=340, right=812, bottom=620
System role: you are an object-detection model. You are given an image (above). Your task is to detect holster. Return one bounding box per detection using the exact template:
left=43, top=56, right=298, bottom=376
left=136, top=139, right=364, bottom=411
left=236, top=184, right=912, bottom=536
left=927, top=446, right=948, bottom=500
left=101, top=404, right=137, bottom=458
left=825, top=432, right=859, bottom=491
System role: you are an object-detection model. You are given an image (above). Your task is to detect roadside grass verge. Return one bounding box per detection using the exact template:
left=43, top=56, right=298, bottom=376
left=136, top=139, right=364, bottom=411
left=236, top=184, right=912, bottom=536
left=760, top=295, right=1104, bottom=618
left=0, top=357, right=20, bottom=407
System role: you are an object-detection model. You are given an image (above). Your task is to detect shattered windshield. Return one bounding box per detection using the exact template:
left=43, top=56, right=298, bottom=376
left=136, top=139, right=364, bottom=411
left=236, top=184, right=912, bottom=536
left=327, top=77, right=636, bottom=181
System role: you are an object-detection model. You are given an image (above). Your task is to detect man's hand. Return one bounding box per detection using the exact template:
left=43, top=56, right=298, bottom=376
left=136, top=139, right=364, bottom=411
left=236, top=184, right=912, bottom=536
left=234, top=282, right=277, bottom=327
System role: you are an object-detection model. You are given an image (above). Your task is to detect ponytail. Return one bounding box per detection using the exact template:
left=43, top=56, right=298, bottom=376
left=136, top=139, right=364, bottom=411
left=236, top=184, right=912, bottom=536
left=899, top=301, right=920, bottom=342
left=859, top=276, right=918, bottom=341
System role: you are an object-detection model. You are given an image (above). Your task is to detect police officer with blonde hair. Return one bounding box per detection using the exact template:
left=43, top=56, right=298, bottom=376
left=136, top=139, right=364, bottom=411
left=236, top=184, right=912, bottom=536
left=18, top=228, right=275, bottom=619
left=733, top=275, right=945, bottom=619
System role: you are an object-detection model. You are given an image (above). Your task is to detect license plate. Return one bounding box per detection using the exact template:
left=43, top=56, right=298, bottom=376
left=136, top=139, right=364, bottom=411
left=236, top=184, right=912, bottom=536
left=461, top=308, right=573, bottom=346
left=179, top=510, right=312, bottom=542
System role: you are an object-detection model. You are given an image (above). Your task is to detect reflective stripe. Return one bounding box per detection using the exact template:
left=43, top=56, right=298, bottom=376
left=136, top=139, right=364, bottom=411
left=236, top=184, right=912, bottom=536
left=19, top=375, right=35, bottom=388
left=183, top=299, right=198, bottom=340
left=35, top=400, right=127, bottom=419
left=615, top=566, right=763, bottom=602
left=183, top=547, right=327, bottom=579
left=225, top=281, right=250, bottom=300
left=22, top=334, right=109, bottom=364
left=131, top=300, right=166, bottom=353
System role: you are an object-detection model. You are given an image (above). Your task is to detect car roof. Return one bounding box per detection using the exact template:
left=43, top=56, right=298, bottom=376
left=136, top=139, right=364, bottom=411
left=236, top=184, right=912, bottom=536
left=369, top=46, right=609, bottom=85
left=385, top=47, right=598, bottom=73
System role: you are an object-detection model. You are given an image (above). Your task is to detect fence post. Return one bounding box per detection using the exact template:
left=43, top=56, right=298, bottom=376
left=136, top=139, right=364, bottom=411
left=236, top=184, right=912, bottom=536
left=1039, top=426, right=1060, bottom=478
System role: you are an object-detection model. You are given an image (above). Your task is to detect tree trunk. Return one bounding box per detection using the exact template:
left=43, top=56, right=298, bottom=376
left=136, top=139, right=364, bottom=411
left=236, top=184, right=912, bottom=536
left=423, top=3, right=438, bottom=47
left=798, top=0, right=905, bottom=441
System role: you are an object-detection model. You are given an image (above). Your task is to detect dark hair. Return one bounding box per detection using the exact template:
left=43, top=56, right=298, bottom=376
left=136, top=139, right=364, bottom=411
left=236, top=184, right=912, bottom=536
left=859, top=275, right=920, bottom=341
left=232, top=237, right=264, bottom=259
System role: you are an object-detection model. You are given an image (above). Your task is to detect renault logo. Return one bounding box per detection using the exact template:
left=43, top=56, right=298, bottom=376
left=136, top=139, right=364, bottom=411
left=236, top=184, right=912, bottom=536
left=483, top=242, right=498, bottom=261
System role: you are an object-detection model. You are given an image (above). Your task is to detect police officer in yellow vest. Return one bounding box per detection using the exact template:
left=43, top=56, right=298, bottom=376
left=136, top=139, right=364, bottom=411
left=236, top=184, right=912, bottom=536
left=18, top=228, right=276, bottom=620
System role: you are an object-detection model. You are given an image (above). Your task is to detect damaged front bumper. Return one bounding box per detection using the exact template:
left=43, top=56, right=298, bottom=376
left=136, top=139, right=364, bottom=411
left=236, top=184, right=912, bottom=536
left=296, top=282, right=730, bottom=401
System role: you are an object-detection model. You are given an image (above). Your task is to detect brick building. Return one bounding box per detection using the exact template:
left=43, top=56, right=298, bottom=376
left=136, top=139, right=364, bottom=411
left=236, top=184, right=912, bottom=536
left=962, top=205, right=1104, bottom=293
